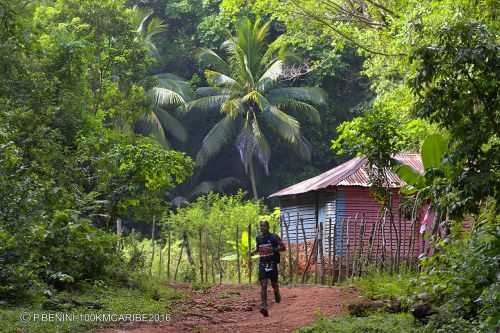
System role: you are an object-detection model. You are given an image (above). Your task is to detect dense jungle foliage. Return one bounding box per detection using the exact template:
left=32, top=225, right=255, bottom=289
left=0, top=0, right=498, bottom=332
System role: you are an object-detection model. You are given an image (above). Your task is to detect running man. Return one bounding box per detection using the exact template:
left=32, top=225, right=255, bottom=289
left=251, top=220, right=286, bottom=317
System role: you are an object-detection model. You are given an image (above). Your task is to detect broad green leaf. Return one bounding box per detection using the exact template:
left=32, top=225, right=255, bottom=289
left=394, top=164, right=424, bottom=187
left=421, top=134, right=448, bottom=171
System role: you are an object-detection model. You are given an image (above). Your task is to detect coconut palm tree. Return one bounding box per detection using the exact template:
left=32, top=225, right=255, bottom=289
left=190, top=17, right=326, bottom=199
left=132, top=7, right=193, bottom=147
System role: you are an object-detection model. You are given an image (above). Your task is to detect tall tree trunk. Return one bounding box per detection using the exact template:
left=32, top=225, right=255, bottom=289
left=248, top=159, right=259, bottom=200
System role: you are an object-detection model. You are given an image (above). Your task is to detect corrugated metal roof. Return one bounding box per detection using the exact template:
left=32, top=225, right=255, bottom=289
left=269, top=153, right=422, bottom=198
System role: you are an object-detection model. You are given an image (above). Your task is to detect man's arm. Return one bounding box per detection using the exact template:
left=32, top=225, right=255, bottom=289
left=250, top=236, right=259, bottom=256
left=275, top=235, right=286, bottom=252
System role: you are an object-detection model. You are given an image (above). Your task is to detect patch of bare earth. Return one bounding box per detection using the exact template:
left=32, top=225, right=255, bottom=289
left=94, top=283, right=359, bottom=333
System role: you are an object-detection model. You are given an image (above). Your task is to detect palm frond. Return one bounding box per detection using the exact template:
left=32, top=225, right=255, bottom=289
left=195, top=87, right=222, bottom=97
left=221, top=98, right=244, bottom=118
left=197, top=48, right=231, bottom=74
left=190, top=177, right=241, bottom=199
left=188, top=94, right=229, bottom=112
left=135, top=7, right=153, bottom=37
left=276, top=99, right=321, bottom=124
left=134, top=113, right=171, bottom=148
left=235, top=122, right=257, bottom=173
left=257, top=59, right=283, bottom=92
left=251, top=117, right=271, bottom=174
left=220, top=39, right=235, bottom=54
left=154, top=107, right=188, bottom=142
left=154, top=73, right=193, bottom=101
left=262, top=106, right=300, bottom=143
left=205, top=70, right=240, bottom=89
left=267, top=87, right=327, bottom=105
left=294, top=135, right=312, bottom=161
left=151, top=87, right=185, bottom=107
left=146, top=17, right=166, bottom=38
left=196, top=115, right=237, bottom=166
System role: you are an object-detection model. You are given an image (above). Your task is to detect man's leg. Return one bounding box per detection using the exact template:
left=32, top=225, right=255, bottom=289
left=271, top=263, right=281, bottom=303
left=260, top=278, right=268, bottom=309
left=271, top=281, right=280, bottom=303
left=260, top=278, right=269, bottom=316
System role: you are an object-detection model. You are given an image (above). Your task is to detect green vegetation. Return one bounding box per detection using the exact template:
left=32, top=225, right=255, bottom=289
left=296, top=313, right=419, bottom=333
left=192, top=17, right=326, bottom=199
left=1, top=0, right=498, bottom=332
left=343, top=271, right=414, bottom=304
left=0, top=280, right=179, bottom=333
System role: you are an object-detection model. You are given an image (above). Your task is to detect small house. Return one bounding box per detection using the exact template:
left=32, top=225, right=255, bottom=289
left=269, top=153, right=425, bottom=270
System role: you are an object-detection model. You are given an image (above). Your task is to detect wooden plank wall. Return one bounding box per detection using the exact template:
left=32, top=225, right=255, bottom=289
left=279, top=187, right=423, bottom=259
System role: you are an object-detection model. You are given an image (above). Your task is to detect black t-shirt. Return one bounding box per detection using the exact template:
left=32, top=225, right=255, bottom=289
left=256, top=233, right=281, bottom=265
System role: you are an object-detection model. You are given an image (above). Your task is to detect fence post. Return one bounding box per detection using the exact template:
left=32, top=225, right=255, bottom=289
left=198, top=228, right=203, bottom=283
left=345, top=217, right=350, bottom=280
left=319, top=222, right=325, bottom=284
left=283, top=217, right=293, bottom=285
left=302, top=225, right=319, bottom=284
left=174, top=241, right=184, bottom=281
left=236, top=224, right=241, bottom=284
left=158, top=238, right=163, bottom=278
left=204, top=229, right=209, bottom=283
left=150, top=216, right=156, bottom=276
left=248, top=223, right=252, bottom=284
left=167, top=230, right=171, bottom=281
left=294, top=214, right=299, bottom=284
left=217, top=225, right=224, bottom=285
left=356, top=215, right=367, bottom=277
left=300, top=218, right=308, bottom=282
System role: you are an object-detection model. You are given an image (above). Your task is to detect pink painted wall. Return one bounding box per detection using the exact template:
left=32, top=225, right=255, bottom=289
left=340, top=187, right=424, bottom=258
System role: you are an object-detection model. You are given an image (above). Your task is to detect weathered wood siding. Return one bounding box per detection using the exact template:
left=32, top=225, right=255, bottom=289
left=280, top=187, right=423, bottom=258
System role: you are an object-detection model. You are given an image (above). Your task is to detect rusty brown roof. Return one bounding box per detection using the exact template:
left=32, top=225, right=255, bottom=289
left=269, top=153, right=422, bottom=198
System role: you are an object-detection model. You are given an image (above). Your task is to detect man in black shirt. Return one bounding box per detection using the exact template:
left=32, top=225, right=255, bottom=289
left=251, top=220, right=285, bottom=317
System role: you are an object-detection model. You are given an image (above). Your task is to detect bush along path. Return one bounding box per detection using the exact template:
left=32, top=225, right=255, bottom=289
left=93, top=283, right=359, bottom=333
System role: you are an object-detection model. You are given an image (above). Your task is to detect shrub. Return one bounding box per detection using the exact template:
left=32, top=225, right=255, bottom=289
left=416, top=202, right=500, bottom=332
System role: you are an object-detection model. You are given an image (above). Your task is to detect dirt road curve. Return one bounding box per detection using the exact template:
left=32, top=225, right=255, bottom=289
left=94, top=284, right=359, bottom=333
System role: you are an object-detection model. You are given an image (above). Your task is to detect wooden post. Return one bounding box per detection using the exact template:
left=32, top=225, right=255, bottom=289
left=339, top=218, right=346, bottom=282
left=167, top=230, right=171, bottom=281
left=396, top=208, right=402, bottom=272
left=351, top=216, right=357, bottom=278
left=183, top=231, right=195, bottom=267
left=283, top=217, right=293, bottom=285
left=159, top=239, right=163, bottom=278
left=328, top=218, right=332, bottom=282
left=407, top=218, right=416, bottom=269
left=380, top=208, right=388, bottom=271
left=236, top=225, right=241, bottom=284
left=367, top=214, right=380, bottom=263
left=150, top=216, right=156, bottom=276
left=345, top=217, right=350, bottom=280
left=205, top=231, right=215, bottom=284
left=331, top=218, right=336, bottom=285
left=199, top=228, right=204, bottom=283
left=211, top=253, right=216, bottom=283
left=248, top=223, right=252, bottom=284
left=204, top=229, right=209, bottom=283
left=174, top=241, right=184, bottom=281
left=314, top=191, right=319, bottom=284
left=319, top=222, right=325, bottom=284
left=302, top=225, right=319, bottom=284
left=300, top=218, right=308, bottom=282
left=356, top=215, right=367, bottom=277
left=294, top=213, right=299, bottom=284
left=217, top=225, right=224, bottom=285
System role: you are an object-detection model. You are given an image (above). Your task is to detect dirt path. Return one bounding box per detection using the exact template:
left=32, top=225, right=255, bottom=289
left=95, top=283, right=360, bottom=333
